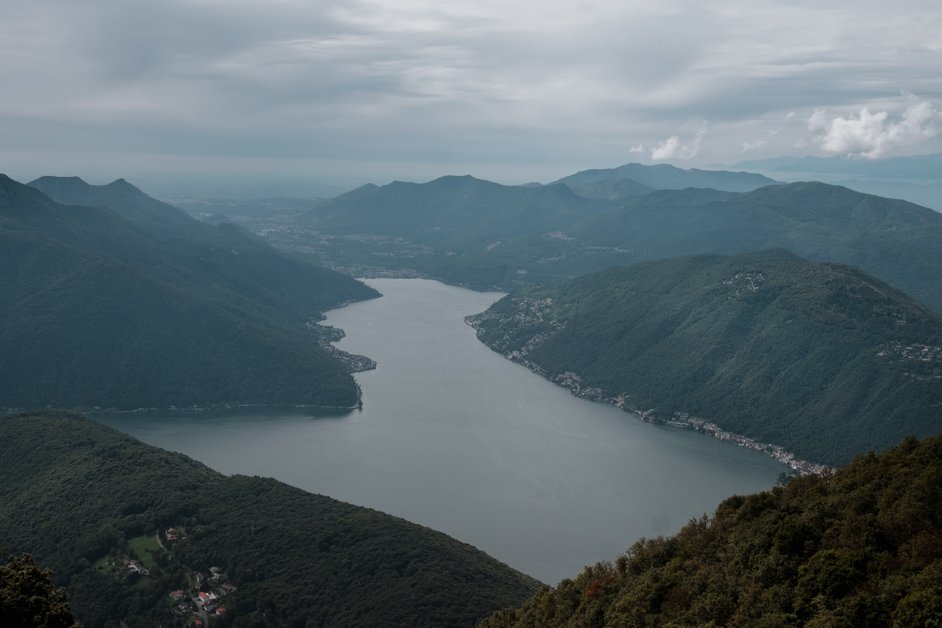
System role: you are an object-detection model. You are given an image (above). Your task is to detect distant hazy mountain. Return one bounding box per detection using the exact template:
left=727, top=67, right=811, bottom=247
left=470, top=250, right=942, bottom=465
left=305, top=174, right=599, bottom=246
left=0, top=413, right=539, bottom=626
left=483, top=432, right=942, bottom=627
left=553, top=162, right=778, bottom=194
left=735, top=154, right=942, bottom=210
left=570, top=182, right=942, bottom=312
left=1, top=174, right=378, bottom=409
left=558, top=176, right=653, bottom=201
left=29, top=175, right=198, bottom=234
left=737, top=153, right=942, bottom=182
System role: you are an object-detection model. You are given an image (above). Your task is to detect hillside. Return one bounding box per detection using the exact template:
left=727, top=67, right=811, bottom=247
left=0, top=412, right=540, bottom=627
left=0, top=174, right=378, bottom=410
left=468, top=250, right=942, bottom=465
left=482, top=432, right=942, bottom=627
left=553, top=162, right=777, bottom=194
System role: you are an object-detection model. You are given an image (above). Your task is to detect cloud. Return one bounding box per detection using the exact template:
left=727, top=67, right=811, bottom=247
left=2, top=1, right=942, bottom=182
left=650, top=127, right=707, bottom=161
left=809, top=98, right=942, bottom=158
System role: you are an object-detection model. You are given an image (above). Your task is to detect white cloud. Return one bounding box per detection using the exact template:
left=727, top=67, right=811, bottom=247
left=629, top=144, right=645, bottom=153
left=809, top=98, right=942, bottom=158
left=650, top=127, right=706, bottom=161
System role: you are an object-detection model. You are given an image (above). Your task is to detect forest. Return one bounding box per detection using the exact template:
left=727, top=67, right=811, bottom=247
left=482, top=431, right=942, bottom=627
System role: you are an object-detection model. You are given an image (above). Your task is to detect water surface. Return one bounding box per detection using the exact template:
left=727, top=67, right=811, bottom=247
left=96, top=278, right=786, bottom=583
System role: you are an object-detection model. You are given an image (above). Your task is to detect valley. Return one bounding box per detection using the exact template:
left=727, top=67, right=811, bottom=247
left=94, top=278, right=788, bottom=586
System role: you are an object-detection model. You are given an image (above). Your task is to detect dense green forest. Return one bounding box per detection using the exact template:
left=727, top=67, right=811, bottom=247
left=0, top=413, right=539, bottom=627
left=0, top=174, right=378, bottom=410
left=259, top=171, right=942, bottom=312
left=481, top=432, right=942, bottom=627
left=469, top=250, right=942, bottom=465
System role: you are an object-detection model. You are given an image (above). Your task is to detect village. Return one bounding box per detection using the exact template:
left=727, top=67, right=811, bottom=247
left=96, top=526, right=237, bottom=626
left=554, top=369, right=830, bottom=477
left=159, top=527, right=237, bottom=626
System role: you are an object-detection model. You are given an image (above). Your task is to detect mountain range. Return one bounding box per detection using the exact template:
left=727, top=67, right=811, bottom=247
left=469, top=250, right=942, bottom=465
left=735, top=153, right=942, bottom=210
left=281, top=170, right=942, bottom=313
left=0, top=174, right=377, bottom=410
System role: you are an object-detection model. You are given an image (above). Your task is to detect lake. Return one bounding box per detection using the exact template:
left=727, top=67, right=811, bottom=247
left=95, top=278, right=787, bottom=584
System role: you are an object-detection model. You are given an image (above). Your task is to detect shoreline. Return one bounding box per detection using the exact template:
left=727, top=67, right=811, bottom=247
left=464, top=314, right=830, bottom=477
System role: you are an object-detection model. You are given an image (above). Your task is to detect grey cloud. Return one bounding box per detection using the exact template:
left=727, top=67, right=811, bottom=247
left=2, top=0, right=942, bottom=185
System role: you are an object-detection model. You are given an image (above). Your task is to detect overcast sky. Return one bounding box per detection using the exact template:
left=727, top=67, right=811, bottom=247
left=2, top=0, right=941, bottom=193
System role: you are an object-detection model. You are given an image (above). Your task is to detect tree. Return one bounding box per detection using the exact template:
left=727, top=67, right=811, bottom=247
left=0, top=553, right=81, bottom=627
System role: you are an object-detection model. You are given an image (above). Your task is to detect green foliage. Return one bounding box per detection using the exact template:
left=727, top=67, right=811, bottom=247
left=481, top=433, right=942, bottom=627
left=0, top=412, right=539, bottom=627
left=0, top=174, right=379, bottom=410
left=472, top=250, right=942, bottom=465
left=0, top=553, right=81, bottom=628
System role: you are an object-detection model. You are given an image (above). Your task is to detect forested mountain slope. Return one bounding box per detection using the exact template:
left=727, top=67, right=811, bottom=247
left=482, top=432, right=942, bottom=627
left=469, top=250, right=942, bottom=465
left=0, top=413, right=539, bottom=627
left=0, top=174, right=377, bottom=410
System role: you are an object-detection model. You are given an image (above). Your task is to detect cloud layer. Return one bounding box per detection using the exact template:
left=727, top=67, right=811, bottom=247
left=1, top=0, right=941, bottom=188
left=809, top=98, right=942, bottom=158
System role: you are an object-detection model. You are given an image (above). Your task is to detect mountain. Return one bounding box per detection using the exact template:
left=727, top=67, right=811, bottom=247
left=737, top=153, right=942, bottom=183
left=0, top=174, right=378, bottom=410
left=0, top=412, right=539, bottom=626
left=553, top=162, right=778, bottom=193
left=29, top=175, right=199, bottom=234
left=468, top=250, right=942, bottom=465
left=305, top=175, right=599, bottom=246
left=735, top=154, right=942, bottom=210
left=482, top=432, right=942, bottom=627
left=558, top=176, right=653, bottom=201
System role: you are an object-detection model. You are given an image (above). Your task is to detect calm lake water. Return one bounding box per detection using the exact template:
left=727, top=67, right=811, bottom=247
left=95, top=278, right=787, bottom=584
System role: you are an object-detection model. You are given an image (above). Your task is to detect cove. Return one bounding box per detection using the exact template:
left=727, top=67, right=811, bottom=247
left=95, top=278, right=787, bottom=584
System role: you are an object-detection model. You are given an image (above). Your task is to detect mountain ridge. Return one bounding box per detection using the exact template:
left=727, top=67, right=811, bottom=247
left=1, top=174, right=378, bottom=410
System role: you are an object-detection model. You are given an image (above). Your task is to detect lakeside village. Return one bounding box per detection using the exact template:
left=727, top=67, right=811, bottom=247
left=465, top=299, right=829, bottom=477
left=550, top=370, right=829, bottom=477
left=99, top=526, right=236, bottom=626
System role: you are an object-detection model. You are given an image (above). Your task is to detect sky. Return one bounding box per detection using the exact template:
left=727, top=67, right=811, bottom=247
left=2, top=0, right=941, bottom=195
